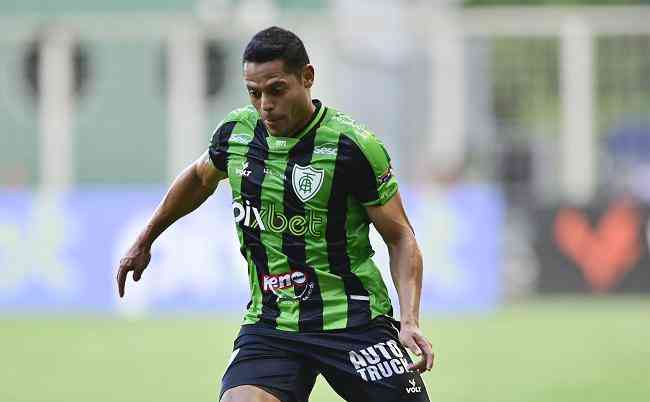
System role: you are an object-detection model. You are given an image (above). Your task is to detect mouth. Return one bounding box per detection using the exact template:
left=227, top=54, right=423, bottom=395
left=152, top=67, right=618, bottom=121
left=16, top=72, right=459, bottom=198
left=264, top=117, right=284, bottom=127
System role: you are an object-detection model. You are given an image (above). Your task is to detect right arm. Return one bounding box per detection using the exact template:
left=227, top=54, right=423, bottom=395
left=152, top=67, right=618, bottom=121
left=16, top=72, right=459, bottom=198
left=116, top=151, right=226, bottom=297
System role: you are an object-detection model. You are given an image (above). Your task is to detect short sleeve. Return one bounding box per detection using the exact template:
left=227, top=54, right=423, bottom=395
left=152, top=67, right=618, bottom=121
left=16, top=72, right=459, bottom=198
left=208, top=120, right=236, bottom=172
left=341, top=133, right=398, bottom=206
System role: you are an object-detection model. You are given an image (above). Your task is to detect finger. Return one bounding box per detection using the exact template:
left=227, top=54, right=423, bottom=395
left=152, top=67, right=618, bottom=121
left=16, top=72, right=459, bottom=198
left=413, top=335, right=433, bottom=368
left=425, top=349, right=434, bottom=370
left=117, top=266, right=128, bottom=298
left=402, top=337, right=422, bottom=357
left=133, top=254, right=150, bottom=282
left=408, top=357, right=427, bottom=373
left=415, top=337, right=434, bottom=370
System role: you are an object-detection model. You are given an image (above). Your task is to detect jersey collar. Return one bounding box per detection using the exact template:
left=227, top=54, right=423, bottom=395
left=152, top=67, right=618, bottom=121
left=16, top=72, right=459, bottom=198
left=268, top=99, right=325, bottom=141
left=294, top=99, right=324, bottom=140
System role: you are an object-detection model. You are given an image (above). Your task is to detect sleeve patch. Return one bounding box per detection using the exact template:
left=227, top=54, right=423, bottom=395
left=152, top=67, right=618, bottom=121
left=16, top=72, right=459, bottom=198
left=378, top=167, right=393, bottom=185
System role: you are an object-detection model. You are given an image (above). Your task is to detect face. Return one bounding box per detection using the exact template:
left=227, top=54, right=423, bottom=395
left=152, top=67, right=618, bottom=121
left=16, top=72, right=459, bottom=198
left=243, top=59, right=314, bottom=136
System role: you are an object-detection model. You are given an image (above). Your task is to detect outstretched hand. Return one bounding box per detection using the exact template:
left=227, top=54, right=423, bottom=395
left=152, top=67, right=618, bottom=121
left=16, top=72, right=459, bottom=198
left=399, top=323, right=435, bottom=373
left=116, top=243, right=151, bottom=298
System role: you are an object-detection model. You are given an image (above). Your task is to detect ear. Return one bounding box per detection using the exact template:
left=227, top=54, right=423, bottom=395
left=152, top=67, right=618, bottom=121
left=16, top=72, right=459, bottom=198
left=302, top=64, right=315, bottom=89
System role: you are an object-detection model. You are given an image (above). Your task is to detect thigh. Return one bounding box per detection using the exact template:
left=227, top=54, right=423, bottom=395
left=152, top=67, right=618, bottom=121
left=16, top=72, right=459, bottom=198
left=220, top=334, right=318, bottom=402
left=221, top=385, right=282, bottom=402
left=313, top=321, right=431, bottom=402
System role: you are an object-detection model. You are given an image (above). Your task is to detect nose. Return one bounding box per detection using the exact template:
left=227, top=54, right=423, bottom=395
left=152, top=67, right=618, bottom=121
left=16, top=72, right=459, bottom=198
left=261, top=94, right=274, bottom=112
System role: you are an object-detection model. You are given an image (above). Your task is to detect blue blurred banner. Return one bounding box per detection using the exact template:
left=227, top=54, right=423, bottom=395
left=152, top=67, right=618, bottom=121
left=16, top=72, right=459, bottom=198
left=0, top=185, right=504, bottom=316
left=381, top=184, right=505, bottom=313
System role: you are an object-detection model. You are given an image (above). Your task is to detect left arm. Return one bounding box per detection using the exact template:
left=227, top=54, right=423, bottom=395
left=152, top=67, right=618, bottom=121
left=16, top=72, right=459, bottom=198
left=366, top=191, right=434, bottom=373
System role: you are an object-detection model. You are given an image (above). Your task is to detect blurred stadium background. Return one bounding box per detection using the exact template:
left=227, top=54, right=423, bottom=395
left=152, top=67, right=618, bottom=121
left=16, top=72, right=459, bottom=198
left=1, top=0, right=650, bottom=401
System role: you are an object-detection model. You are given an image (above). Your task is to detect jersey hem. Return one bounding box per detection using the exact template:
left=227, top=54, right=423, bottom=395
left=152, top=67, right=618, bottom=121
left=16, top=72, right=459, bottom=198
left=239, top=313, right=396, bottom=334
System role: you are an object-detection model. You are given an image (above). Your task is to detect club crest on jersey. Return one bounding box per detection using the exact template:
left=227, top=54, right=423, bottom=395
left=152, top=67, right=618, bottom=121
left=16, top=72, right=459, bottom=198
left=292, top=164, right=324, bottom=203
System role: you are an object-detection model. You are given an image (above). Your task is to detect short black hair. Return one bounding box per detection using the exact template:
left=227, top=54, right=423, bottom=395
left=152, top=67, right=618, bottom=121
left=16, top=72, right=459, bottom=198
left=242, top=26, right=310, bottom=74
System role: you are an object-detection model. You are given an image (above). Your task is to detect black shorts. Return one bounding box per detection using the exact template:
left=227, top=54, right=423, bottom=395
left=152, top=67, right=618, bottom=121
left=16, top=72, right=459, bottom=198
left=219, top=317, right=430, bottom=402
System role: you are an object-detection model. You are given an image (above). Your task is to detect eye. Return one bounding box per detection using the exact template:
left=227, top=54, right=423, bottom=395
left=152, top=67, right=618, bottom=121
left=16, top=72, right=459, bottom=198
left=247, top=88, right=260, bottom=98
left=270, top=85, right=286, bottom=96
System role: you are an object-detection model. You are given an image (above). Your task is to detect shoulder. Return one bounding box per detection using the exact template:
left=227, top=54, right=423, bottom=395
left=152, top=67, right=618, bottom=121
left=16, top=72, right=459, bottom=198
left=209, top=106, right=258, bottom=170
left=324, top=109, right=390, bottom=163
left=215, top=105, right=259, bottom=133
left=210, top=105, right=259, bottom=153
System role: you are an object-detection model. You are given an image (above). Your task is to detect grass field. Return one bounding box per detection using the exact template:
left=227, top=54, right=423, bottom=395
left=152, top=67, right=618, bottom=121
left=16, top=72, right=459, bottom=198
left=2, top=297, right=649, bottom=402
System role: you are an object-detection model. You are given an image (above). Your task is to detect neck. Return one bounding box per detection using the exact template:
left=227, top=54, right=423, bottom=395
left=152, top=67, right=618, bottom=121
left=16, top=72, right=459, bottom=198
left=286, top=100, right=317, bottom=138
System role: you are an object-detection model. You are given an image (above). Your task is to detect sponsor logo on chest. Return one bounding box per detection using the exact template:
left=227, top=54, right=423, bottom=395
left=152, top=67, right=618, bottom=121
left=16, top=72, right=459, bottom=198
left=263, top=271, right=307, bottom=291
left=261, top=270, right=314, bottom=302
left=232, top=200, right=324, bottom=237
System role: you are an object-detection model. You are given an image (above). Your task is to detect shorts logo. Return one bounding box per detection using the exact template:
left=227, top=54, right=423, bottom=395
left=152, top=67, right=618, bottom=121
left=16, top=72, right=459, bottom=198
left=292, top=164, right=324, bottom=203
left=348, top=340, right=411, bottom=382
left=406, top=378, right=422, bottom=394
left=263, top=270, right=313, bottom=302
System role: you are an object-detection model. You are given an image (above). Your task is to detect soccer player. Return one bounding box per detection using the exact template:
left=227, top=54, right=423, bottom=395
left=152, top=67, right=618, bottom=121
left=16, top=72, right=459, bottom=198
left=116, top=26, right=433, bottom=402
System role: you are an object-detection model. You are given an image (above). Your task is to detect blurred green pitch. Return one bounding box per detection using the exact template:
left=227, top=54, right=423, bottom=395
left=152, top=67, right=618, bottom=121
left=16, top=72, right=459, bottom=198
left=2, top=297, right=648, bottom=402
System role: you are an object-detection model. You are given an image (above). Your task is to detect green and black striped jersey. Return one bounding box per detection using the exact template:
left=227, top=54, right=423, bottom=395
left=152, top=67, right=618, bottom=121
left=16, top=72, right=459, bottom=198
left=209, top=100, right=398, bottom=332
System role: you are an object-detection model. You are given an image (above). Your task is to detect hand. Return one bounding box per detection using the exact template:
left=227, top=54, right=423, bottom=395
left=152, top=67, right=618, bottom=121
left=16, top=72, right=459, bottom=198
left=116, top=242, right=151, bottom=298
left=399, top=323, right=434, bottom=373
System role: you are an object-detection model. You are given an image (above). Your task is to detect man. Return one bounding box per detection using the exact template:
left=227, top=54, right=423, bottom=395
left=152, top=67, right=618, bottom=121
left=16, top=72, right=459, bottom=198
left=117, top=26, right=433, bottom=402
